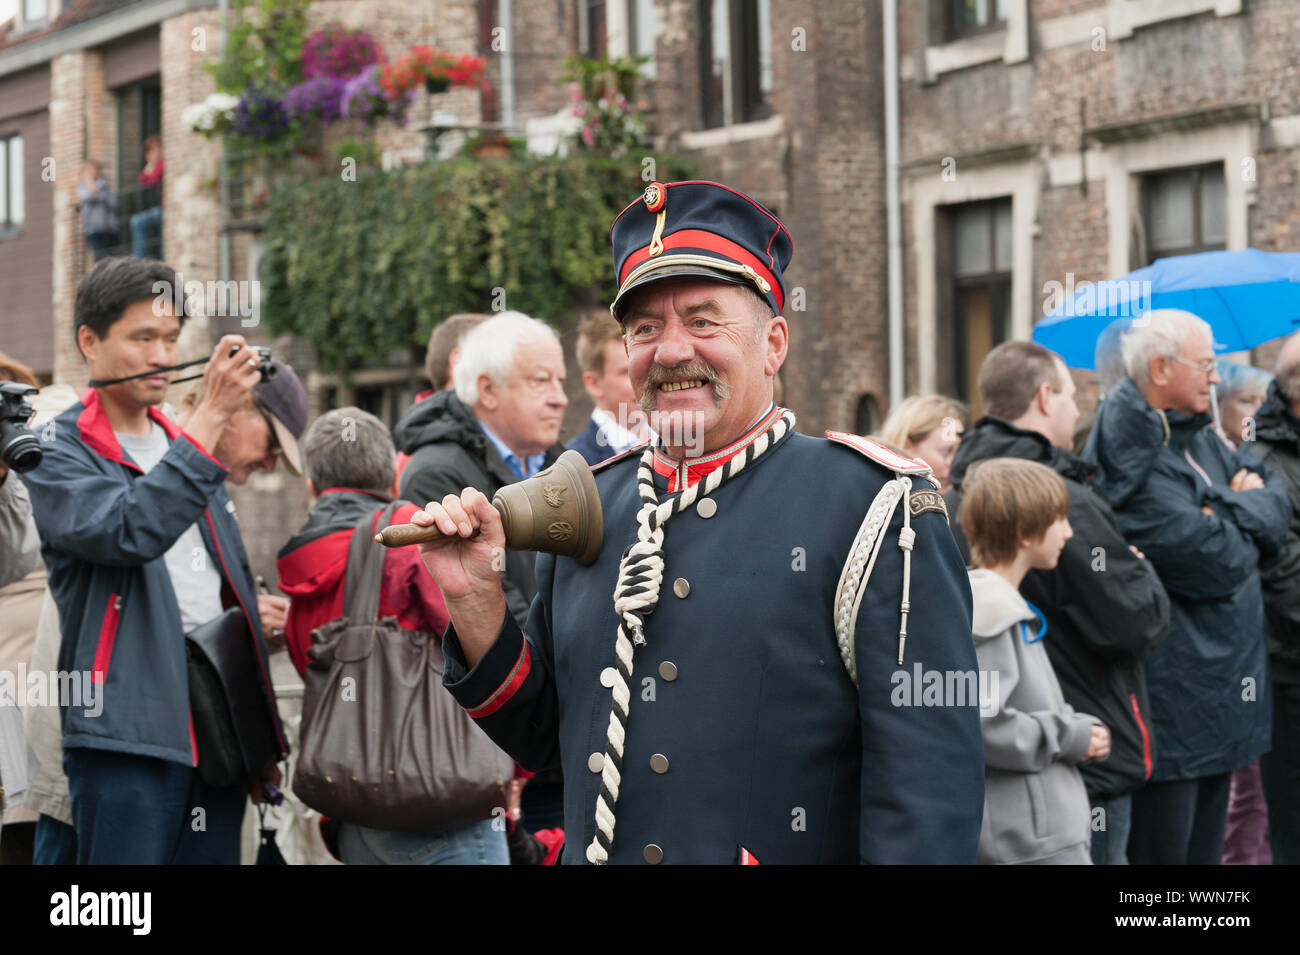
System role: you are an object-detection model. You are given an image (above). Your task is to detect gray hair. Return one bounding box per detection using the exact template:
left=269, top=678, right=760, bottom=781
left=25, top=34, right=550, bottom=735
left=1121, top=309, right=1214, bottom=390
left=453, top=311, right=560, bottom=407
left=1275, top=332, right=1300, bottom=405
left=302, top=407, right=395, bottom=494
left=1095, top=317, right=1132, bottom=395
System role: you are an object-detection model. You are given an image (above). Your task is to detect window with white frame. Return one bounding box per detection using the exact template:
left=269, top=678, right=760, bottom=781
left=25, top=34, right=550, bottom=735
left=700, top=0, right=772, bottom=129
left=0, top=134, right=25, bottom=233
left=582, top=0, right=657, bottom=76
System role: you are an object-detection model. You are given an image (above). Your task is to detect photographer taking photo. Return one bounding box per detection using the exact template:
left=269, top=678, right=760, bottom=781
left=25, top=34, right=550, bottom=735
left=19, top=256, right=289, bottom=865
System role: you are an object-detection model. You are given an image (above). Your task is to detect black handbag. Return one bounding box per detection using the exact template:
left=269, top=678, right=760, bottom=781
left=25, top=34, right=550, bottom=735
left=185, top=606, right=282, bottom=789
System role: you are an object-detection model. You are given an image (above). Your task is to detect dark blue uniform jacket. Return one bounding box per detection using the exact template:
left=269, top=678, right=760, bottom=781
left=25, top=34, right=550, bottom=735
left=442, top=427, right=985, bottom=863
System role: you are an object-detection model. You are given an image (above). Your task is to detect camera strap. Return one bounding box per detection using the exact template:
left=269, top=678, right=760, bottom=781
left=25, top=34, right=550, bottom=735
left=88, top=356, right=209, bottom=389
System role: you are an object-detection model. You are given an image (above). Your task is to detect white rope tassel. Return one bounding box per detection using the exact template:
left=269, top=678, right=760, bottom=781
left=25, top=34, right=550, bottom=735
left=833, top=475, right=913, bottom=685
left=585, top=409, right=795, bottom=864
left=896, top=477, right=915, bottom=665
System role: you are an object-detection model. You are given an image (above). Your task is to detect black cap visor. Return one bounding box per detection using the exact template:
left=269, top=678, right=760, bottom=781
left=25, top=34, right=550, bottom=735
left=611, top=263, right=753, bottom=321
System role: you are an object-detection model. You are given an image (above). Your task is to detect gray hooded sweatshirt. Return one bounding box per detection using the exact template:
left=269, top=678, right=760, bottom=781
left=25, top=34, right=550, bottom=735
left=970, top=568, right=1097, bottom=865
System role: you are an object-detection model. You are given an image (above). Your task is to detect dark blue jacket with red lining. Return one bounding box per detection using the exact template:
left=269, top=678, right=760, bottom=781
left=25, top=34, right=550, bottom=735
left=19, top=389, right=287, bottom=767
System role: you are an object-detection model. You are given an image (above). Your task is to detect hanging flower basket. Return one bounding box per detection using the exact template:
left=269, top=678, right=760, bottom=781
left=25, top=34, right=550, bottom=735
left=381, top=46, right=487, bottom=100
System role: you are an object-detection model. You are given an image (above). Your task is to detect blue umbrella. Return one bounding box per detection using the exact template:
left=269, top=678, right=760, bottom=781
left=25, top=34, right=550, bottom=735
left=1033, top=248, right=1300, bottom=369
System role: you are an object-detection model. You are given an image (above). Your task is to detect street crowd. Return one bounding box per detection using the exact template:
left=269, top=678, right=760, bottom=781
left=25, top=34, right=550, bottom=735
left=1, top=179, right=1297, bottom=866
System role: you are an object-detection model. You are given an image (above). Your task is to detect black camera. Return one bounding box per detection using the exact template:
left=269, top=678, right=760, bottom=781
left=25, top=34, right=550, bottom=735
left=234, top=345, right=277, bottom=383
left=0, top=381, right=42, bottom=473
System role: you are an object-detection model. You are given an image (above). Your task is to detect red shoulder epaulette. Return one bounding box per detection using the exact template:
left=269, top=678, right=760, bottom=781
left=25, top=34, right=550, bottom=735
left=825, top=430, right=933, bottom=476
left=591, top=443, right=651, bottom=475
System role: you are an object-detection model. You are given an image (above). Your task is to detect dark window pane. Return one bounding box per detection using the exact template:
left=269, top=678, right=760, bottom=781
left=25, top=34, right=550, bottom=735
left=946, top=198, right=1012, bottom=408
left=953, top=204, right=991, bottom=278
left=1147, top=169, right=1195, bottom=252
left=952, top=0, right=980, bottom=29
left=855, top=394, right=881, bottom=436
left=1142, top=163, right=1227, bottom=263
left=1201, top=164, right=1227, bottom=246
left=700, top=0, right=726, bottom=128
left=586, top=0, right=608, bottom=59
left=994, top=200, right=1013, bottom=272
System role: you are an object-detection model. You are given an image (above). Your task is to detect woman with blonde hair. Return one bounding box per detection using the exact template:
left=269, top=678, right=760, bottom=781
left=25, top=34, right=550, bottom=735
left=876, top=394, right=968, bottom=490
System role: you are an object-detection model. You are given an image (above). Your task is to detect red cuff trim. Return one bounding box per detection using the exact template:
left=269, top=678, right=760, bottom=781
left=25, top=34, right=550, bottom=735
left=181, top=430, right=228, bottom=471
left=466, top=640, right=532, bottom=719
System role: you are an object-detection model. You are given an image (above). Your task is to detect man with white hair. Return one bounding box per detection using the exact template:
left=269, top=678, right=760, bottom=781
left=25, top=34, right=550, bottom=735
left=394, top=311, right=568, bottom=629
left=1083, top=308, right=1292, bottom=865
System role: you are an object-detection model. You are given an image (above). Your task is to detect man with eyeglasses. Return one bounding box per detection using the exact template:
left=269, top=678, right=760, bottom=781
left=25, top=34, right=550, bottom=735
left=1084, top=308, right=1293, bottom=865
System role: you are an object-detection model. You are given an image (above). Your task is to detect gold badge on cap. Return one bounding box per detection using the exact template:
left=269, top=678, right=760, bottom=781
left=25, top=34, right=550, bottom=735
left=643, top=182, right=666, bottom=212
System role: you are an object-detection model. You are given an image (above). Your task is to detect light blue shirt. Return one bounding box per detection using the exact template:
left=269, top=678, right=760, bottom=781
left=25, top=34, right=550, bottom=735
left=479, top=422, right=546, bottom=479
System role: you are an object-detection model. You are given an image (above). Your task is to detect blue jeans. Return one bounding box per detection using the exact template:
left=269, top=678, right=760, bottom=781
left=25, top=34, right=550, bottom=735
left=1088, top=793, right=1132, bottom=865
left=337, top=817, right=508, bottom=865
left=129, top=205, right=161, bottom=258
left=33, top=814, right=78, bottom=865
left=65, top=747, right=246, bottom=864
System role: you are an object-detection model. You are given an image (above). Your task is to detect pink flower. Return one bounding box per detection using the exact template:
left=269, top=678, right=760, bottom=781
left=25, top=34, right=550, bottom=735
left=580, top=125, right=595, bottom=147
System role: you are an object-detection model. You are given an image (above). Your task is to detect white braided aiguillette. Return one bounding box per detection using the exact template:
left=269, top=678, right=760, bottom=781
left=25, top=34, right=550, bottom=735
left=585, top=409, right=795, bottom=864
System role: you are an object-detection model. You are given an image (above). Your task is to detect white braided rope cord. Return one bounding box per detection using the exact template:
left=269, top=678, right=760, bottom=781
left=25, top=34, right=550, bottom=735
left=832, top=476, right=918, bottom=684
left=585, top=409, right=795, bottom=864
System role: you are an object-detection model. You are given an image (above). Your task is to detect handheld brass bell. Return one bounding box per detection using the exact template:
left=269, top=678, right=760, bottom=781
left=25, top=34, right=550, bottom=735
left=373, top=449, right=604, bottom=566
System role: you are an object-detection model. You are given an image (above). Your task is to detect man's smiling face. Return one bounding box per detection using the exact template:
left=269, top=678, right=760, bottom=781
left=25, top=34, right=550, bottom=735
left=620, top=277, right=787, bottom=455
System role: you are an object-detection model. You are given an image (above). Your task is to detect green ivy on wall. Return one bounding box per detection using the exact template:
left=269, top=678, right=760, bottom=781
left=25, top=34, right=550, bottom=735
left=259, top=153, right=696, bottom=370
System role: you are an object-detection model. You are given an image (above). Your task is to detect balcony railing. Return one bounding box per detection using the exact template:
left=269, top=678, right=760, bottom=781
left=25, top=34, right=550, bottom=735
left=76, top=181, right=164, bottom=274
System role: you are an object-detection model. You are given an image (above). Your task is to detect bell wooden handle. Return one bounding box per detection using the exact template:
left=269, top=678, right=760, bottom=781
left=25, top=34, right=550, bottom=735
left=372, top=449, right=604, bottom=565
left=374, top=515, right=493, bottom=547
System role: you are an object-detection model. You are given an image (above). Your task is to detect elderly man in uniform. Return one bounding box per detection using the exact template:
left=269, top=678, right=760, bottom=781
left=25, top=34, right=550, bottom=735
left=412, top=181, right=984, bottom=864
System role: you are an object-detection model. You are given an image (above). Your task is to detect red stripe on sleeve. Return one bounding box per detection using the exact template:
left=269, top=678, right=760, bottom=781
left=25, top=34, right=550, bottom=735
left=466, top=640, right=533, bottom=719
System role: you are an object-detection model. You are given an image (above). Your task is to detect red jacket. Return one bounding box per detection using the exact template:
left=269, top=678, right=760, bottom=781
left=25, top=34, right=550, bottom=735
left=275, top=489, right=449, bottom=676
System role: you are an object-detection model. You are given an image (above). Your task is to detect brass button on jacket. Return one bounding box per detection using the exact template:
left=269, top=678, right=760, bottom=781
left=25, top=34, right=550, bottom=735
left=672, top=577, right=690, bottom=598
left=650, top=753, right=669, bottom=774
left=658, top=661, right=678, bottom=681
left=643, top=844, right=664, bottom=864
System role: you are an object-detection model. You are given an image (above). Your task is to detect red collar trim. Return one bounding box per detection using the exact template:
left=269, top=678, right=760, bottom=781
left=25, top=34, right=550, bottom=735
left=76, top=388, right=184, bottom=472
left=652, top=405, right=783, bottom=491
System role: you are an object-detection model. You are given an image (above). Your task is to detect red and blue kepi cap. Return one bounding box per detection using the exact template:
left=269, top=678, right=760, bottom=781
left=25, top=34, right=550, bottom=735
left=608, top=180, right=794, bottom=321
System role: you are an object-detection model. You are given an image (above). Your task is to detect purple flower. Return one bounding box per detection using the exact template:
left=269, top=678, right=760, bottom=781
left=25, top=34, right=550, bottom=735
left=233, top=82, right=288, bottom=140
left=303, top=27, right=385, bottom=80
left=342, top=65, right=413, bottom=124
left=284, top=76, right=347, bottom=122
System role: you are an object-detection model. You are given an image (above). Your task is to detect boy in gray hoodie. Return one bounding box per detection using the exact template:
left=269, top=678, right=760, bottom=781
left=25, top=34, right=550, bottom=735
left=959, top=458, right=1110, bottom=864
